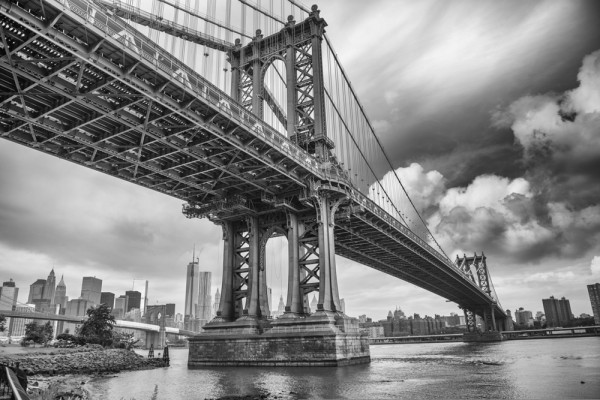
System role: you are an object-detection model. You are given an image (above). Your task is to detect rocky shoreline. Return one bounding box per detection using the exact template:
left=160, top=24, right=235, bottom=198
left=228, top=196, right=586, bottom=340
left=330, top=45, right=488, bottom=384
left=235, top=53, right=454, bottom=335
left=0, top=346, right=168, bottom=399
left=0, top=346, right=168, bottom=375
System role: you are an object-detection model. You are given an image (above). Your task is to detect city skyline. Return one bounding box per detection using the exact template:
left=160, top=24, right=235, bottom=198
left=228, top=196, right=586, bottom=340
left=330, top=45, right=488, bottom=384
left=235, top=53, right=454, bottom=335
left=1, top=0, right=600, bottom=320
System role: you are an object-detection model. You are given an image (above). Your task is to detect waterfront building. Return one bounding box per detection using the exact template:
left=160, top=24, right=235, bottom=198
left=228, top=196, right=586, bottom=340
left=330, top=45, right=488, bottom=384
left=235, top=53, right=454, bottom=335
left=125, top=290, right=142, bottom=312
left=542, top=296, right=573, bottom=327
left=197, top=271, right=212, bottom=327
left=53, top=275, right=68, bottom=311
left=515, top=308, right=534, bottom=327
left=8, top=304, right=35, bottom=337
left=588, top=283, right=600, bottom=324
left=100, top=292, right=115, bottom=309
left=80, top=277, right=102, bottom=305
left=132, top=280, right=149, bottom=316
left=184, top=259, right=200, bottom=319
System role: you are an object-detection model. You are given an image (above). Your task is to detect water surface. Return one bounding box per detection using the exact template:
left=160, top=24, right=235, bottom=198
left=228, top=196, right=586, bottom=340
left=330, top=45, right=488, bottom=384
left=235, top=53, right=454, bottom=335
left=87, top=337, right=600, bottom=399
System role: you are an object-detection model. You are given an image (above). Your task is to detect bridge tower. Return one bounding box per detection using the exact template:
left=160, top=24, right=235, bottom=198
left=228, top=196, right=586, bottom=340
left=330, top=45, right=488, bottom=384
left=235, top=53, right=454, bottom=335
left=455, top=253, right=508, bottom=341
left=186, top=6, right=369, bottom=366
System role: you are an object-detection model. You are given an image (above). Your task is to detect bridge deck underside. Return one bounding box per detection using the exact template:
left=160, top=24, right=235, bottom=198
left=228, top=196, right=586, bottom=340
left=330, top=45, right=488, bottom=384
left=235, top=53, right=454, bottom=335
left=0, top=0, right=504, bottom=318
left=335, top=213, right=500, bottom=314
left=0, top=0, right=315, bottom=211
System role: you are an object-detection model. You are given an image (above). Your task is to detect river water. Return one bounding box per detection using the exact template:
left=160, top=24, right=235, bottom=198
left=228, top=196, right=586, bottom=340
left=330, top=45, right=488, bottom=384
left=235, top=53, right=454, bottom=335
left=87, top=337, right=600, bottom=399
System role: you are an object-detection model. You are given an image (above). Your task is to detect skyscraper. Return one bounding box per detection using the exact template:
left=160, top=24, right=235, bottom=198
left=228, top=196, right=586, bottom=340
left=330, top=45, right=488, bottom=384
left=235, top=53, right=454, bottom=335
left=53, top=275, right=68, bottom=310
left=80, top=277, right=102, bottom=305
left=542, top=296, right=573, bottom=327
left=213, top=289, right=221, bottom=317
left=184, top=259, right=200, bottom=319
left=100, top=292, right=115, bottom=309
left=0, top=279, right=19, bottom=334
left=197, top=271, right=212, bottom=326
left=588, top=283, right=600, bottom=324
left=0, top=279, right=18, bottom=311
left=125, top=290, right=141, bottom=311
left=515, top=307, right=534, bottom=326
left=28, top=279, right=46, bottom=303
left=165, top=303, right=176, bottom=317
left=43, top=269, right=56, bottom=304
left=132, top=280, right=149, bottom=316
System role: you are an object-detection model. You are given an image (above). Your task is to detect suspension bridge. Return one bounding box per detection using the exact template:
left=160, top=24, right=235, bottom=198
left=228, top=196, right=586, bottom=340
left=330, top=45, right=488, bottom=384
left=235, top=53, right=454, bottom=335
left=0, top=0, right=509, bottom=365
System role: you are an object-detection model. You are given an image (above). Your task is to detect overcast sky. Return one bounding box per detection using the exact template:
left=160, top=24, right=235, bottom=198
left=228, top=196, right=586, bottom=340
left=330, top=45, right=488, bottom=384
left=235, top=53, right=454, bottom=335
left=1, top=0, right=600, bottom=321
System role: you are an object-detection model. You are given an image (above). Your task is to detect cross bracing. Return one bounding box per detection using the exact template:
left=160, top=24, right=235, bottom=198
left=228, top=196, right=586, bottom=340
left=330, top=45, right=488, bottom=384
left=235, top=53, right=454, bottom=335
left=0, top=0, right=505, bottom=319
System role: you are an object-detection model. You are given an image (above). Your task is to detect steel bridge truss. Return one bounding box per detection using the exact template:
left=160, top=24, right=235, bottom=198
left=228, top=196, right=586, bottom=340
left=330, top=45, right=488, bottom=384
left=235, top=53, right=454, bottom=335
left=0, top=0, right=506, bottom=328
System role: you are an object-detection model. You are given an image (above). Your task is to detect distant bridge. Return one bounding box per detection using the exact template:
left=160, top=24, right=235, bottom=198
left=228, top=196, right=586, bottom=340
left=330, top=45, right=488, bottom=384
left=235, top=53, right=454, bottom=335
left=0, top=309, right=196, bottom=346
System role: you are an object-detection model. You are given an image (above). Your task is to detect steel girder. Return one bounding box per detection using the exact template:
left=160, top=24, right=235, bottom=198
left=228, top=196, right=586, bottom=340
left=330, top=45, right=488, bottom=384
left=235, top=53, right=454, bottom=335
left=0, top=0, right=506, bottom=319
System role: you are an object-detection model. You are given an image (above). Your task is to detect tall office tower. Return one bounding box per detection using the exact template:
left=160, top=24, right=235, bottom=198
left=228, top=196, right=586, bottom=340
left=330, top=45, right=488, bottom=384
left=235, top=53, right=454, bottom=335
left=43, top=269, right=56, bottom=304
left=267, top=287, right=272, bottom=317
left=0, top=279, right=19, bottom=334
left=100, top=292, right=115, bottom=309
left=197, top=271, right=212, bottom=325
left=184, top=259, right=200, bottom=319
left=310, top=294, right=317, bottom=313
left=275, top=295, right=285, bottom=318
left=113, top=295, right=128, bottom=319
left=165, top=303, right=176, bottom=317
left=0, top=279, right=19, bottom=311
left=8, top=304, right=35, bottom=336
left=340, top=298, right=346, bottom=314
left=53, top=275, right=67, bottom=311
left=515, top=307, right=534, bottom=326
left=80, top=277, right=102, bottom=305
left=588, top=283, right=600, bottom=324
left=132, top=280, right=149, bottom=316
left=125, top=291, right=141, bottom=311
left=542, top=296, right=573, bottom=327
left=63, top=298, right=92, bottom=334
left=213, top=289, right=221, bottom=317
left=28, top=279, right=46, bottom=303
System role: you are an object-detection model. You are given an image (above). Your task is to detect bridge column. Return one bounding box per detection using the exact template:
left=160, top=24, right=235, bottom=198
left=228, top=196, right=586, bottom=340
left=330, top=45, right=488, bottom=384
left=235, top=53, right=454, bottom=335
left=316, top=196, right=341, bottom=313
left=284, top=212, right=304, bottom=315
left=216, top=221, right=235, bottom=321
left=243, top=216, right=261, bottom=318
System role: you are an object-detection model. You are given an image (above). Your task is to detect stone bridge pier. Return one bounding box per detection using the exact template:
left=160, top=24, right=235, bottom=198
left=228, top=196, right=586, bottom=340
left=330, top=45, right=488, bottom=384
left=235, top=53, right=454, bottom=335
left=187, top=190, right=370, bottom=366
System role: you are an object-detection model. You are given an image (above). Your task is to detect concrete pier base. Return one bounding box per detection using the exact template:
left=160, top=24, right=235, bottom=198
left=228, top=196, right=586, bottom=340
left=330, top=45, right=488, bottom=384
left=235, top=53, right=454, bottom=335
left=188, top=313, right=370, bottom=367
left=462, top=331, right=505, bottom=342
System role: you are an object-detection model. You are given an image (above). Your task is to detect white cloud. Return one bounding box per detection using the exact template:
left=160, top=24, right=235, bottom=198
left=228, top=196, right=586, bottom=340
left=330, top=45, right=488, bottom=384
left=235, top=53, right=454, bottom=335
left=591, top=256, right=600, bottom=277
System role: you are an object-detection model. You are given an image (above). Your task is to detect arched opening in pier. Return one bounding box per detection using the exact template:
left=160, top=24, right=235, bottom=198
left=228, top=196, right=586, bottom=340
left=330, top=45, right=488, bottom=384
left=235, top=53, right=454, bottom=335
left=262, top=58, right=288, bottom=137
left=264, top=233, right=289, bottom=319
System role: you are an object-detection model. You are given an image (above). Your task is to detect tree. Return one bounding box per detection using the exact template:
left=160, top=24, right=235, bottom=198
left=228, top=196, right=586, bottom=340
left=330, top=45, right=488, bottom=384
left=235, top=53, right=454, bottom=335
left=0, top=314, right=6, bottom=332
left=24, top=321, right=44, bottom=346
left=77, top=304, right=116, bottom=346
left=41, top=321, right=54, bottom=346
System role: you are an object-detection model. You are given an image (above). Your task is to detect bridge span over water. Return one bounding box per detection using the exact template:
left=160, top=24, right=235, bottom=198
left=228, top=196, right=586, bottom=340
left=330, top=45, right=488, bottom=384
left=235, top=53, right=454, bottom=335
left=0, top=0, right=508, bottom=365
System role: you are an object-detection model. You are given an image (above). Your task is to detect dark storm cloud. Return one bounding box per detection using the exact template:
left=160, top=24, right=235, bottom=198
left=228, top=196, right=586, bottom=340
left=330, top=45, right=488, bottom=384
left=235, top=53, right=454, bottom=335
left=321, top=0, right=600, bottom=188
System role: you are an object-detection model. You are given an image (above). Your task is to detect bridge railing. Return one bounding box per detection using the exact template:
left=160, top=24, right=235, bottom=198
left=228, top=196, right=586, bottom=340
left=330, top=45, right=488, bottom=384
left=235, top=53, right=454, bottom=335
left=50, top=0, right=322, bottom=178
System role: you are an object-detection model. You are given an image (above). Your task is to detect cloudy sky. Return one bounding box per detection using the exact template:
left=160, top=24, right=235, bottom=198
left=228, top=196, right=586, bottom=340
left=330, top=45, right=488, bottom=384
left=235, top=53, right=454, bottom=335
left=1, top=0, right=600, bottom=321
